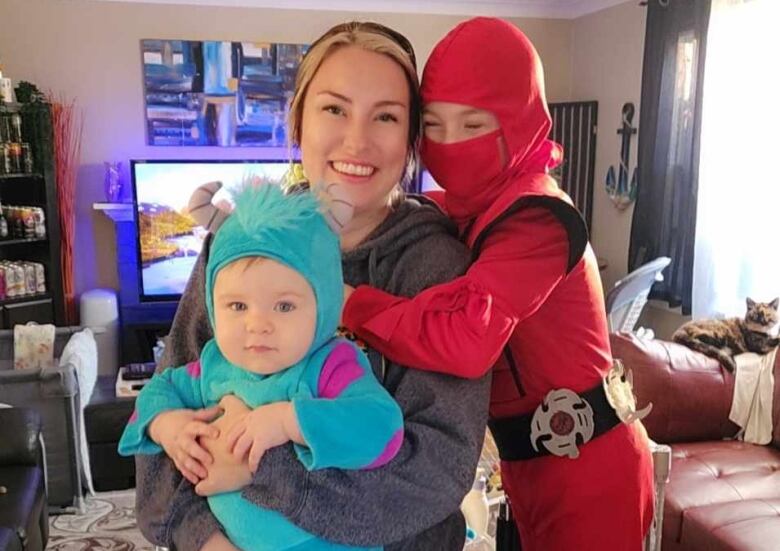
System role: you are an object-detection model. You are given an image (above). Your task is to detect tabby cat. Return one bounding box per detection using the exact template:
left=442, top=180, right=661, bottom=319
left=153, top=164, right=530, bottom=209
left=672, top=298, right=780, bottom=372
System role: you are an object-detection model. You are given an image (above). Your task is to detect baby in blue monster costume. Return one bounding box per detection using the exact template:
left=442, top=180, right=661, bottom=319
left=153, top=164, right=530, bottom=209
left=119, top=182, right=403, bottom=551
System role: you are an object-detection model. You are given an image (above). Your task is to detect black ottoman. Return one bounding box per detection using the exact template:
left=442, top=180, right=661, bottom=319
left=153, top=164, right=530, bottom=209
left=84, top=376, right=136, bottom=491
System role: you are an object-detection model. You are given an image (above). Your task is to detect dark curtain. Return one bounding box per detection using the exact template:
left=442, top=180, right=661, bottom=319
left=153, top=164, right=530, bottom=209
left=628, top=0, right=711, bottom=315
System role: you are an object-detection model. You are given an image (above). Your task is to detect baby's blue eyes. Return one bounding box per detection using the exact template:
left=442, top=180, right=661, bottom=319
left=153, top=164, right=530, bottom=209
left=226, top=301, right=295, bottom=313
left=275, top=301, right=296, bottom=313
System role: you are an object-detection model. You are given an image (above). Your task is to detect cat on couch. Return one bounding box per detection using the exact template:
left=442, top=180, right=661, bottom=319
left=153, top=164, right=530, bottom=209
left=673, top=297, right=780, bottom=372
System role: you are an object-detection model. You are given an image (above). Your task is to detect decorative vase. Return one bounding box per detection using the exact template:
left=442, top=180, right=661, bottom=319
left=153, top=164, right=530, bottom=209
left=103, top=161, right=122, bottom=203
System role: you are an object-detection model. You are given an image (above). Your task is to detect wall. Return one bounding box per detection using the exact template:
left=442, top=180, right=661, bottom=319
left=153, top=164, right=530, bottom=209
left=570, top=1, right=688, bottom=338
left=0, top=0, right=573, bottom=314
left=570, top=0, right=645, bottom=292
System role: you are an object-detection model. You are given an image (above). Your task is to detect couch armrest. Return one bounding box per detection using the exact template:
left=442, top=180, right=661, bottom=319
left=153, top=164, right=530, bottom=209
left=610, top=332, right=739, bottom=443
left=0, top=407, right=43, bottom=467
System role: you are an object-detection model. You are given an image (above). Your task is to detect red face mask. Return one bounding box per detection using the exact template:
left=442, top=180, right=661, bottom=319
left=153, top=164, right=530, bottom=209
left=420, top=18, right=562, bottom=223
left=422, top=129, right=508, bottom=222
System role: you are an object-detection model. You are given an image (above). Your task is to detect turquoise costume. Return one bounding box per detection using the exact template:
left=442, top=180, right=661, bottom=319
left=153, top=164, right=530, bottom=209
left=119, top=185, right=403, bottom=551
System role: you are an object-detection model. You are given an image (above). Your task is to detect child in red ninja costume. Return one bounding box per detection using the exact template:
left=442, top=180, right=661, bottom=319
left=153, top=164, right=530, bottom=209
left=342, top=17, right=654, bottom=550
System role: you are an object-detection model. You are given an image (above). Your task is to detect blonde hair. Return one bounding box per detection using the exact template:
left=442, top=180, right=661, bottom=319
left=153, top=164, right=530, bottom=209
left=288, top=22, right=420, bottom=197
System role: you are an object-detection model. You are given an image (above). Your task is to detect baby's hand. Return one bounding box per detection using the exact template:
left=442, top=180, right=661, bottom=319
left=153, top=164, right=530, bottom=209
left=226, top=402, right=300, bottom=473
left=196, top=395, right=253, bottom=496
left=148, top=407, right=222, bottom=484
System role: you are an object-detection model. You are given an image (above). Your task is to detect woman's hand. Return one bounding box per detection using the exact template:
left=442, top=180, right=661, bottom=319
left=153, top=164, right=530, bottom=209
left=226, top=402, right=302, bottom=473
left=201, top=532, right=241, bottom=551
left=148, top=406, right=222, bottom=484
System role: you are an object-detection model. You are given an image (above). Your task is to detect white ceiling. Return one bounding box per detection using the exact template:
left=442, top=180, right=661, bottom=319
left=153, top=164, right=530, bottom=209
left=91, top=0, right=632, bottom=19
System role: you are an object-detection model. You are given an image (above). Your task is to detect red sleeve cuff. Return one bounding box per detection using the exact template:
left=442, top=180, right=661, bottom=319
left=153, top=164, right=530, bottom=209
left=343, top=285, right=407, bottom=341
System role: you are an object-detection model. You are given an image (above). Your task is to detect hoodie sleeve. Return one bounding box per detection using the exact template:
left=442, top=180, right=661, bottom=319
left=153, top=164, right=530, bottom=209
left=343, top=207, right=569, bottom=378
left=242, top=227, right=491, bottom=547
left=118, top=361, right=207, bottom=456
left=293, top=341, right=403, bottom=471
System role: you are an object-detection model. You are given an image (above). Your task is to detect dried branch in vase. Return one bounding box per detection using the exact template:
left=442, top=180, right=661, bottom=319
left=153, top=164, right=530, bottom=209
left=48, top=94, right=83, bottom=325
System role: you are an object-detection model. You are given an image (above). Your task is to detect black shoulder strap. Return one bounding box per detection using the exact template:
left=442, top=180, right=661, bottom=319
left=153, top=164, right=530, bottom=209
left=470, top=195, right=589, bottom=273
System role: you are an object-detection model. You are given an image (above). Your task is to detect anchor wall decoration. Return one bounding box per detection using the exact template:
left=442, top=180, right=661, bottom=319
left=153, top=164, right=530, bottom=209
left=605, top=102, right=638, bottom=210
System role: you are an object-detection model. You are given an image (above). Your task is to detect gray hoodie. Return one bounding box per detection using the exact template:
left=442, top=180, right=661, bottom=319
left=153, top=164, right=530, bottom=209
left=135, top=197, right=491, bottom=550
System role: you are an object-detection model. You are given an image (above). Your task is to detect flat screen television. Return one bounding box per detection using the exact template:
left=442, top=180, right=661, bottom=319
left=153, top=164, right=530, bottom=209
left=131, top=159, right=291, bottom=302
left=419, top=169, right=442, bottom=193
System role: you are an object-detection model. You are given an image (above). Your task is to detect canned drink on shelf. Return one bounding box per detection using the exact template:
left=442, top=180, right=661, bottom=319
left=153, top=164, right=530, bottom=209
left=0, top=210, right=8, bottom=239
left=22, top=207, right=36, bottom=239
left=32, top=262, right=46, bottom=293
left=9, top=114, right=23, bottom=143
left=4, top=207, right=11, bottom=236
left=32, top=207, right=46, bottom=238
left=7, top=142, right=22, bottom=173
left=15, top=264, right=27, bottom=296
left=0, top=144, right=11, bottom=175
left=5, top=206, right=15, bottom=237
left=3, top=263, right=18, bottom=298
left=21, top=144, right=33, bottom=174
left=0, top=263, right=13, bottom=299
left=22, top=263, right=37, bottom=295
left=11, top=207, right=23, bottom=238
left=0, top=116, right=9, bottom=142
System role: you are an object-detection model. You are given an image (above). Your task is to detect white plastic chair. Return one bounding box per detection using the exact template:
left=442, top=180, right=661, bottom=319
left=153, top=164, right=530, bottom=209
left=606, top=257, right=672, bottom=333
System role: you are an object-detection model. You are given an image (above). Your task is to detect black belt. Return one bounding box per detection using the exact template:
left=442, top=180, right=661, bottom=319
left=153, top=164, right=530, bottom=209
left=488, top=381, right=621, bottom=461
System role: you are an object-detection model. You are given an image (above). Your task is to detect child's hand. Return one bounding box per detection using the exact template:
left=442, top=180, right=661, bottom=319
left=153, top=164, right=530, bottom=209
left=148, top=407, right=222, bottom=484
left=196, top=395, right=253, bottom=496
left=201, top=532, right=241, bottom=551
left=226, top=402, right=302, bottom=473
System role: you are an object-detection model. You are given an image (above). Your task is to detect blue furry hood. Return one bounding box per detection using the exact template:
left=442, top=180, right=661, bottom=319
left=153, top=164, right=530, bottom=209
left=205, top=184, right=342, bottom=353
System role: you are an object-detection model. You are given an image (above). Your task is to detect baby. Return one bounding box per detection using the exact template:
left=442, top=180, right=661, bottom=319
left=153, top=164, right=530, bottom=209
left=119, top=182, right=403, bottom=551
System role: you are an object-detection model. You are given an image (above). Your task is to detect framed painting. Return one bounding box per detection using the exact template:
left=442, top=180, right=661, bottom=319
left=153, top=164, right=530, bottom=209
left=141, top=39, right=308, bottom=146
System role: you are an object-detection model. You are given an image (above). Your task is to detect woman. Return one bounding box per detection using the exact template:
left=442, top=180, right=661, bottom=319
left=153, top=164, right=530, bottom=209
left=134, top=22, right=490, bottom=551
left=342, top=18, right=654, bottom=550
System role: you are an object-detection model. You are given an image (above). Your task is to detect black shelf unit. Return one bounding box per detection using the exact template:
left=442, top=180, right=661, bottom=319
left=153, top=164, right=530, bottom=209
left=0, top=102, right=65, bottom=328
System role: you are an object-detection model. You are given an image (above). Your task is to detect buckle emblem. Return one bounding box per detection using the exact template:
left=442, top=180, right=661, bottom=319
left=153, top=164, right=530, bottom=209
left=603, top=360, right=652, bottom=424
left=530, top=388, right=594, bottom=459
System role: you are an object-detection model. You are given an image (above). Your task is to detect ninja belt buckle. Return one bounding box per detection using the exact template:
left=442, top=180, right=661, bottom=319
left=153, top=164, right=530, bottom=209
left=530, top=388, right=595, bottom=459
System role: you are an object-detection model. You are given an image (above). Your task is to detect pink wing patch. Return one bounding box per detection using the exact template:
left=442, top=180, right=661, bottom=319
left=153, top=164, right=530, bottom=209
left=318, top=343, right=364, bottom=399
left=128, top=409, right=139, bottom=424
left=186, top=361, right=202, bottom=378
left=364, top=429, right=404, bottom=469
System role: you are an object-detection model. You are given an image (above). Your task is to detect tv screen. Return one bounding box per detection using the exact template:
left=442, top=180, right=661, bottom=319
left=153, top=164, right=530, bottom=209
left=419, top=169, right=442, bottom=193
left=131, top=159, right=291, bottom=301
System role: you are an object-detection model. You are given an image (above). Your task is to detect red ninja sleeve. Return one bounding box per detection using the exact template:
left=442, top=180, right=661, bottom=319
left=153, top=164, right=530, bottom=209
left=342, top=207, right=570, bottom=378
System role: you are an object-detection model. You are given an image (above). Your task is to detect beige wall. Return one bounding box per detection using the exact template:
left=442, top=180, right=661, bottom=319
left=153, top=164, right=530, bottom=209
left=0, top=0, right=573, bottom=302
left=570, top=1, right=688, bottom=337
left=570, top=1, right=645, bottom=292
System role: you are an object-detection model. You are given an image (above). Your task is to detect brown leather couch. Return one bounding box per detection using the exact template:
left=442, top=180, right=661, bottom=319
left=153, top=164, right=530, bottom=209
left=611, top=332, right=780, bottom=551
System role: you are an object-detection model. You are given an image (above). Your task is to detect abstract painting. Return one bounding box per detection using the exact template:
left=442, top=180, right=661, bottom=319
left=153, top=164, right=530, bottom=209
left=141, top=39, right=308, bottom=146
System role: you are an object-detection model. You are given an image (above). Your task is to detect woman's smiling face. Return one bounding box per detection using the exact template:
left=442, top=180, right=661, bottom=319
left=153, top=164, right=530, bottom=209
left=299, top=45, right=411, bottom=218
